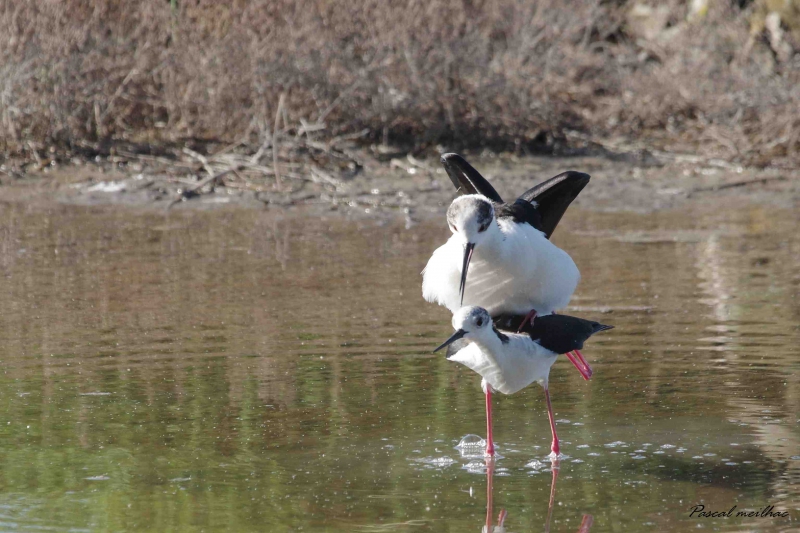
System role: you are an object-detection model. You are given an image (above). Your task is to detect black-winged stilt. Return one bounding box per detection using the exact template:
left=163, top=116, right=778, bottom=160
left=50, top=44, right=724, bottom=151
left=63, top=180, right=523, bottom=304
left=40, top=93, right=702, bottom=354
left=434, top=307, right=612, bottom=457
left=422, top=154, right=589, bottom=339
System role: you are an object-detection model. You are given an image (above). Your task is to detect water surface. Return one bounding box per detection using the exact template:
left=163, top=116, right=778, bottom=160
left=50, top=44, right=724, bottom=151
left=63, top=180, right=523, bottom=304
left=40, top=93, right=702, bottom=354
left=0, top=201, right=797, bottom=532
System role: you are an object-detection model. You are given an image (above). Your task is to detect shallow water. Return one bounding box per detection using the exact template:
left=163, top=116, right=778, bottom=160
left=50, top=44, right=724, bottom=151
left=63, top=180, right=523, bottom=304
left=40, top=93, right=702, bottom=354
left=0, top=201, right=797, bottom=532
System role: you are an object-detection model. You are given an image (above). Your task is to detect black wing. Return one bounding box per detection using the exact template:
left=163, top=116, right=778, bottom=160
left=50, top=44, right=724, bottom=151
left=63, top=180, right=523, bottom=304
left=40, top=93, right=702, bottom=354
left=440, top=153, right=504, bottom=203
left=492, top=313, right=612, bottom=355
left=495, top=199, right=543, bottom=232
left=516, top=171, right=590, bottom=238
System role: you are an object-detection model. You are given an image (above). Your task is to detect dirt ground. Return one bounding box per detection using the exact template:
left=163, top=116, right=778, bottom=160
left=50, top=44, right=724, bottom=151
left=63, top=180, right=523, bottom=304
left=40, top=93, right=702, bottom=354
left=1, top=150, right=798, bottom=218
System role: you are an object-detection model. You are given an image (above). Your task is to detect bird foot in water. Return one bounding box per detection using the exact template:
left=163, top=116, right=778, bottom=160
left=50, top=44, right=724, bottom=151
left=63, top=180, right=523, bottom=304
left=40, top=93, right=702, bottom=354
left=548, top=452, right=571, bottom=463
left=548, top=450, right=566, bottom=461
left=484, top=448, right=504, bottom=459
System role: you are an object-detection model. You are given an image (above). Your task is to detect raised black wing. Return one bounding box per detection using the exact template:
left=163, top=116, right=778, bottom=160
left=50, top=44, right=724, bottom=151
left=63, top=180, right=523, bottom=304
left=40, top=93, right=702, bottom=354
left=517, top=171, right=590, bottom=238
left=440, top=153, right=504, bottom=203
left=492, top=313, right=612, bottom=355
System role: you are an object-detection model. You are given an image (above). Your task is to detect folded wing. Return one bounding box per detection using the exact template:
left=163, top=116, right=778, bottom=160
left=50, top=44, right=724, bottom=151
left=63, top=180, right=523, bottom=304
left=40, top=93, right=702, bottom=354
left=492, top=313, right=612, bottom=354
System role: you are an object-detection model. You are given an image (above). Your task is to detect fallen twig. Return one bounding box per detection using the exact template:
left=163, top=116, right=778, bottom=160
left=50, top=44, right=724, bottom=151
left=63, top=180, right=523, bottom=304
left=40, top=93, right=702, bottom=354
left=689, top=175, right=788, bottom=195
left=60, top=94, right=371, bottom=207
left=27, top=141, right=43, bottom=169
left=257, top=192, right=318, bottom=206
left=309, top=165, right=344, bottom=189
left=328, top=128, right=370, bottom=146
left=182, top=147, right=215, bottom=177
left=407, top=154, right=434, bottom=172
left=563, top=130, right=744, bottom=170
left=298, top=119, right=326, bottom=137
left=168, top=166, right=245, bottom=208
left=273, top=93, right=285, bottom=189
left=116, top=151, right=193, bottom=168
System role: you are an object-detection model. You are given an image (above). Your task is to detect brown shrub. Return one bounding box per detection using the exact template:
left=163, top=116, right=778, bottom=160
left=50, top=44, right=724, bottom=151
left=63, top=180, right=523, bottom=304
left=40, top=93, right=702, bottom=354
left=1, top=0, right=798, bottom=165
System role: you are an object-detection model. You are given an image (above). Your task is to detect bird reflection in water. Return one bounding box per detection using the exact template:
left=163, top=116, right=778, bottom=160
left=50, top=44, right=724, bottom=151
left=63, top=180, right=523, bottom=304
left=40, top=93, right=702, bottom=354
left=482, top=458, right=593, bottom=533
left=483, top=458, right=507, bottom=533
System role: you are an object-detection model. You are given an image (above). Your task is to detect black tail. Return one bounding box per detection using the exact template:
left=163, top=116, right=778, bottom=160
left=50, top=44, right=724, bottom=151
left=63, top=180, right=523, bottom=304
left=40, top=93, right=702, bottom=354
left=592, top=323, right=614, bottom=334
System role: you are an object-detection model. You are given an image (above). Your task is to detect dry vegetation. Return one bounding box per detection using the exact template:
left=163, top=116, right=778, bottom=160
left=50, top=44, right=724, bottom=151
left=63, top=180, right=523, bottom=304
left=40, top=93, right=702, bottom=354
left=1, top=0, right=799, bottom=169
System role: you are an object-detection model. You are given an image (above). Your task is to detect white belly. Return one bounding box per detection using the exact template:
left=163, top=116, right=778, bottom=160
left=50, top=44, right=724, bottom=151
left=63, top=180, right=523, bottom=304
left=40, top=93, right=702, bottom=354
left=422, top=222, right=580, bottom=315
left=448, top=339, right=557, bottom=395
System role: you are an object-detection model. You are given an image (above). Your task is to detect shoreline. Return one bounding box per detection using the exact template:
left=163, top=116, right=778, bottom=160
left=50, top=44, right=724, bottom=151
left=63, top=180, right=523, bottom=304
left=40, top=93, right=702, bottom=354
left=1, top=150, right=797, bottom=216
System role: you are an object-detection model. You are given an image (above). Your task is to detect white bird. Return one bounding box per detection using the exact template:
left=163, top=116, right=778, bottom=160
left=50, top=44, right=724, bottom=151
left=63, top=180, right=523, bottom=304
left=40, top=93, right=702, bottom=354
left=422, top=154, right=589, bottom=342
left=422, top=194, right=580, bottom=315
left=435, top=306, right=612, bottom=457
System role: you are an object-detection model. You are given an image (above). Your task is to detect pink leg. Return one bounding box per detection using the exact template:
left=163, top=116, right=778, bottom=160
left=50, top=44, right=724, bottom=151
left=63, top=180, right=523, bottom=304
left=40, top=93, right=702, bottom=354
left=564, top=351, right=591, bottom=381
left=517, top=309, right=538, bottom=332
left=573, top=349, right=593, bottom=378
left=485, top=388, right=495, bottom=456
left=544, top=386, right=560, bottom=456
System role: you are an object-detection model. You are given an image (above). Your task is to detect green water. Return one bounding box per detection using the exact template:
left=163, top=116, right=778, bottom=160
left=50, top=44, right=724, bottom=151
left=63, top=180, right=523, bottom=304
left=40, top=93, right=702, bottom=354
left=0, top=202, right=797, bottom=532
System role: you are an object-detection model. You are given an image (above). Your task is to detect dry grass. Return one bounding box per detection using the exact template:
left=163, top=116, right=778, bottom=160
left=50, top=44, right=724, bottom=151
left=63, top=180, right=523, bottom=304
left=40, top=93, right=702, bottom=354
left=1, top=0, right=799, bottom=166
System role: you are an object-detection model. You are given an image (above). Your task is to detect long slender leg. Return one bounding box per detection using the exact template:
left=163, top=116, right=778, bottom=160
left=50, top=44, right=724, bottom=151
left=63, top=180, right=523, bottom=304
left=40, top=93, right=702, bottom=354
left=517, top=309, right=538, bottom=332
left=544, top=385, right=560, bottom=456
left=564, top=351, right=591, bottom=381
left=485, top=387, right=495, bottom=457
left=572, top=349, right=593, bottom=378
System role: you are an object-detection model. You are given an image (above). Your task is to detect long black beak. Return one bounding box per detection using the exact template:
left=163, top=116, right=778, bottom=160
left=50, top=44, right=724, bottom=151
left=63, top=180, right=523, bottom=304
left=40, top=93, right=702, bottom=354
left=459, top=242, right=475, bottom=305
left=433, top=329, right=467, bottom=353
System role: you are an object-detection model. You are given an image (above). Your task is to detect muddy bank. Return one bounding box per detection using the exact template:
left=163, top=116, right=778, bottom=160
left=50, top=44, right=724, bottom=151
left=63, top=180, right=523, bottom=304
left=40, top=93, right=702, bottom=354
left=1, top=151, right=798, bottom=217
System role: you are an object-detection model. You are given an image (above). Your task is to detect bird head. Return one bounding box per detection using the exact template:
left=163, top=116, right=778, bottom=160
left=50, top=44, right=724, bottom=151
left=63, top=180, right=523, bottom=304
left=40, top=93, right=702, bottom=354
left=446, top=195, right=495, bottom=304
left=434, top=306, right=493, bottom=352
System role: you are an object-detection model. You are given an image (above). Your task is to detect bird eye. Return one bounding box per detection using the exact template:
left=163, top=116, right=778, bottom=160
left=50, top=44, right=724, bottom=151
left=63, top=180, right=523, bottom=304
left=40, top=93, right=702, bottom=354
left=476, top=318, right=483, bottom=327
left=478, top=223, right=488, bottom=233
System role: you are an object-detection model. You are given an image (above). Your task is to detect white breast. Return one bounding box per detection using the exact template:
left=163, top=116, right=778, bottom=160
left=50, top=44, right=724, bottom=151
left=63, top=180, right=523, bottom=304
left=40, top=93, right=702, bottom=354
left=422, top=221, right=580, bottom=316
left=448, top=335, right=558, bottom=395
